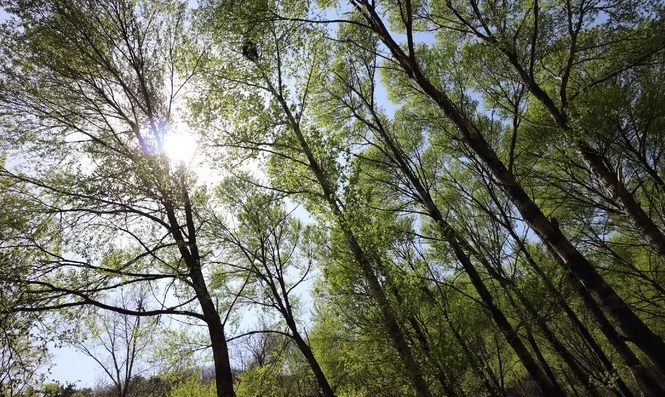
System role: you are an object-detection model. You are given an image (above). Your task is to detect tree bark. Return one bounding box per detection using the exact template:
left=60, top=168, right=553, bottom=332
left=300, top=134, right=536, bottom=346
left=512, top=55, right=665, bottom=263
left=199, top=291, right=236, bottom=397
left=164, top=184, right=236, bottom=397
left=389, top=284, right=463, bottom=397
left=493, top=202, right=635, bottom=397
left=523, top=327, right=566, bottom=395
left=346, top=67, right=562, bottom=397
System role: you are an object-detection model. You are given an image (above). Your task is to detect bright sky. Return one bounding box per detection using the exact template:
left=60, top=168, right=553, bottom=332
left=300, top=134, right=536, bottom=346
left=162, top=130, right=199, bottom=165
left=47, top=348, right=99, bottom=388
left=42, top=128, right=205, bottom=387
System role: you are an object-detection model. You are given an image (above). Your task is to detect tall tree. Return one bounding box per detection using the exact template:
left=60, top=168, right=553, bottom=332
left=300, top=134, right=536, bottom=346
left=0, top=171, right=50, bottom=397
left=335, top=0, right=665, bottom=392
left=0, top=2, right=236, bottom=396
left=195, top=3, right=438, bottom=396
left=212, top=177, right=335, bottom=397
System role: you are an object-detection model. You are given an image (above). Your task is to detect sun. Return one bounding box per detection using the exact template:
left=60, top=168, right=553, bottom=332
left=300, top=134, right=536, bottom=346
left=161, top=127, right=216, bottom=184
left=162, top=130, right=198, bottom=165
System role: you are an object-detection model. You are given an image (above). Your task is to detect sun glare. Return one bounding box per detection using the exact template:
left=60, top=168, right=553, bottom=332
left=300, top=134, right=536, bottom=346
left=163, top=130, right=198, bottom=165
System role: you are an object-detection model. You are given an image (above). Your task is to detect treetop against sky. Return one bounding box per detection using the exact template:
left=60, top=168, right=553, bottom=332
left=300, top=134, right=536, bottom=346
left=2, top=1, right=665, bottom=397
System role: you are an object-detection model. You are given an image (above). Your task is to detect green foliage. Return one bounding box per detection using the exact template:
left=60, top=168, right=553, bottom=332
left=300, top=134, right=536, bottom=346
left=168, top=375, right=216, bottom=397
left=3, top=1, right=665, bottom=397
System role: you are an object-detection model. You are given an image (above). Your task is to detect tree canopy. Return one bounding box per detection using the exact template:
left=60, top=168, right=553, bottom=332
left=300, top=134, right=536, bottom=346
left=2, top=0, right=665, bottom=397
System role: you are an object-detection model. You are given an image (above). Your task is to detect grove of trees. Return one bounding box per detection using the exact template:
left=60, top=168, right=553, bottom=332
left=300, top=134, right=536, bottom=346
left=2, top=0, right=665, bottom=396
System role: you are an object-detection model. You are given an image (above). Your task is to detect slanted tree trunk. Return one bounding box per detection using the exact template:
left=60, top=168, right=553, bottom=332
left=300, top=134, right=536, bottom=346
left=262, top=76, right=433, bottom=397
left=523, top=327, right=566, bottom=395
left=486, top=189, right=636, bottom=397
left=502, top=275, right=599, bottom=397
left=287, top=323, right=336, bottom=397
left=388, top=284, right=463, bottom=397
left=507, top=53, right=665, bottom=265
left=433, top=285, right=503, bottom=397
left=567, top=275, right=665, bottom=397
left=338, top=69, right=563, bottom=397
left=459, top=247, right=563, bottom=397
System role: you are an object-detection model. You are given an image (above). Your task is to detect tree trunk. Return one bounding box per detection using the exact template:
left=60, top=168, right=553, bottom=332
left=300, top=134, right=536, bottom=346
left=265, top=80, right=433, bottom=397
left=514, top=63, right=665, bottom=264
left=497, top=211, right=635, bottom=397
left=389, top=283, right=462, bottom=397
left=165, top=187, right=236, bottom=397
left=567, top=275, right=665, bottom=397
left=482, top=255, right=599, bottom=396
left=190, top=268, right=235, bottom=397
left=509, top=284, right=598, bottom=396
left=499, top=44, right=665, bottom=376
left=461, top=255, right=563, bottom=397
left=478, top=155, right=659, bottom=395
left=408, top=317, right=462, bottom=397
left=288, top=325, right=336, bottom=397
left=285, top=315, right=335, bottom=397
left=348, top=76, right=563, bottom=397
left=430, top=282, right=502, bottom=396
left=577, top=140, right=665, bottom=260
left=524, top=327, right=566, bottom=395
left=203, top=302, right=236, bottom=397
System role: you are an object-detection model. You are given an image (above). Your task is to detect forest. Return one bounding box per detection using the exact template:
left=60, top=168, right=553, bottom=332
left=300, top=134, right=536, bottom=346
left=1, top=0, right=665, bottom=396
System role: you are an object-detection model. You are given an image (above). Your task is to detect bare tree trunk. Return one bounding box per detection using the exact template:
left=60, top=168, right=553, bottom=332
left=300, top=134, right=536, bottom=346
left=516, top=63, right=665, bottom=263
left=490, top=197, right=635, bottom=397
left=200, top=293, right=236, bottom=397
left=388, top=284, right=463, bottom=397
left=523, top=327, right=566, bottom=395
left=419, top=277, right=503, bottom=396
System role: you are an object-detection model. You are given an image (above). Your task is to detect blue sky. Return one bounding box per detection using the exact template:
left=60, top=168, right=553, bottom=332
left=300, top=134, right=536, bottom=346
left=46, top=347, right=99, bottom=388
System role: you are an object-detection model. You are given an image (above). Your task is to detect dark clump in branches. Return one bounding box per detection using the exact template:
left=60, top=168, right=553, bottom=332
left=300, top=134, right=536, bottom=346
left=242, top=40, right=259, bottom=63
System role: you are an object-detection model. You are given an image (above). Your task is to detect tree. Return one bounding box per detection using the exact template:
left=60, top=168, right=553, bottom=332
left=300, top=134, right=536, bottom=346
left=65, top=291, right=157, bottom=397
left=212, top=177, right=335, bottom=397
left=0, top=166, right=50, bottom=397
left=235, top=333, right=320, bottom=397
left=328, top=0, right=665, bottom=394
left=195, top=3, right=437, bottom=396
left=4, top=1, right=665, bottom=396
left=0, top=1, right=236, bottom=396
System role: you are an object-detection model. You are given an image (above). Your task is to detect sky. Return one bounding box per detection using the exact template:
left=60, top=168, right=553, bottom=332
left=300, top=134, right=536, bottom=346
left=46, top=348, right=99, bottom=388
